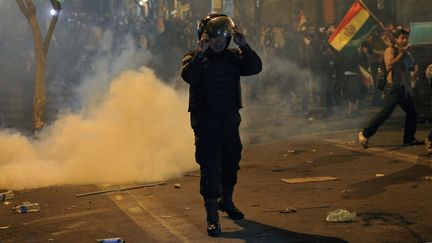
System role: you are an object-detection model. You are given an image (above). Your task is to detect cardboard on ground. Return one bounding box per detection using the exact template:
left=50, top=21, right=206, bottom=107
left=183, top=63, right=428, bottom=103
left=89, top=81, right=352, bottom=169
left=281, top=176, right=339, bottom=184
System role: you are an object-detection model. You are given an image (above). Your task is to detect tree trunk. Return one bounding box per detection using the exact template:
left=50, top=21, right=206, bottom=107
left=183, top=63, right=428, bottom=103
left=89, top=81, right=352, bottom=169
left=28, top=14, right=45, bottom=130
left=16, top=0, right=59, bottom=130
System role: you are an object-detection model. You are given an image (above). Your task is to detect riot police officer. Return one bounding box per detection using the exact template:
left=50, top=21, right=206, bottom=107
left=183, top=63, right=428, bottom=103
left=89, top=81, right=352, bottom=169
left=181, top=14, right=262, bottom=237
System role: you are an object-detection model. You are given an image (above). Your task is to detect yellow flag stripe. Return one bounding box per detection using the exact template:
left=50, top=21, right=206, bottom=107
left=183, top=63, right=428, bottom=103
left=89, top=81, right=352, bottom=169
left=329, top=9, right=370, bottom=51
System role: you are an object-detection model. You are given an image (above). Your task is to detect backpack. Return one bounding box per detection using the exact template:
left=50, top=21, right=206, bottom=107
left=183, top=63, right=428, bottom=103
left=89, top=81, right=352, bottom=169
left=376, top=61, right=389, bottom=91
left=376, top=47, right=398, bottom=91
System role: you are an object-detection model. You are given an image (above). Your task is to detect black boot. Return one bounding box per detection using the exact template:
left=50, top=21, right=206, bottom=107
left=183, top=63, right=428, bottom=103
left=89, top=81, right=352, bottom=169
left=204, top=199, right=221, bottom=237
left=218, top=190, right=245, bottom=220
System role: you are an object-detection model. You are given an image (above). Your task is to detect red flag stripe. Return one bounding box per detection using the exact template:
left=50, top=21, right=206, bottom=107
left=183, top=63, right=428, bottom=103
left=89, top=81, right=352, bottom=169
left=328, top=1, right=364, bottom=43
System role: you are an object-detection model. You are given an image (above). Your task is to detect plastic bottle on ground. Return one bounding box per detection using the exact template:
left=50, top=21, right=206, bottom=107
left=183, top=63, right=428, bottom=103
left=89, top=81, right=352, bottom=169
left=13, top=202, right=40, bottom=213
left=0, top=191, right=14, bottom=201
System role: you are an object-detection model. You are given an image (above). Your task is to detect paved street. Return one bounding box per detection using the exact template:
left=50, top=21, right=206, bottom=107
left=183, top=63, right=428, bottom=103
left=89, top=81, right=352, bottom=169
left=1, top=104, right=431, bottom=242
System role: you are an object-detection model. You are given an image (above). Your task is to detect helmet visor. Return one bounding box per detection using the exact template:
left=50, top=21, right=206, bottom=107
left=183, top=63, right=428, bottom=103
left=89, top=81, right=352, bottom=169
left=205, top=16, right=235, bottom=38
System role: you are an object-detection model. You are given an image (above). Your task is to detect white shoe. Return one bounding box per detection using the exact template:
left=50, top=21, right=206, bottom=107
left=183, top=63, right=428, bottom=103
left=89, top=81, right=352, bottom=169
left=358, top=131, right=368, bottom=149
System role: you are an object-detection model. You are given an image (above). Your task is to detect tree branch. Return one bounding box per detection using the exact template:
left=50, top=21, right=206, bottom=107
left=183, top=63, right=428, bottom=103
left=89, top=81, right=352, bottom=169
left=43, top=14, right=59, bottom=57
left=15, top=0, right=36, bottom=18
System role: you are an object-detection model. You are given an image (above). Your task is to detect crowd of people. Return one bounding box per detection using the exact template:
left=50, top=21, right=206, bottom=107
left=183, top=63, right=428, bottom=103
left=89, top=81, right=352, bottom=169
left=251, top=22, right=419, bottom=118
left=0, top=6, right=428, bottom=127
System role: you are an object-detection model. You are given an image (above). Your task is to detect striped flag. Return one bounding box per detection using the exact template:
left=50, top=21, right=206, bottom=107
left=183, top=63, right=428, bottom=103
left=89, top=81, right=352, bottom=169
left=328, top=0, right=378, bottom=56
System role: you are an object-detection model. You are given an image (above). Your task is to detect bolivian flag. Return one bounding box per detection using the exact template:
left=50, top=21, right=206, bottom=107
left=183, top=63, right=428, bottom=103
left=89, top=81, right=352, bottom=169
left=328, top=0, right=378, bottom=56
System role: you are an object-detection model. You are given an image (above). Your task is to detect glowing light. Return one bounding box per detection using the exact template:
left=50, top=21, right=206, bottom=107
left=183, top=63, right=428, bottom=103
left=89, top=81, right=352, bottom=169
left=50, top=9, right=57, bottom=16
left=138, top=1, right=144, bottom=6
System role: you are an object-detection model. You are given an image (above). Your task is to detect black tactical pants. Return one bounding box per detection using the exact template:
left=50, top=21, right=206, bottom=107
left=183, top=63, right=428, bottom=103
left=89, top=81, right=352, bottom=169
left=363, top=85, right=417, bottom=143
left=191, top=111, right=242, bottom=200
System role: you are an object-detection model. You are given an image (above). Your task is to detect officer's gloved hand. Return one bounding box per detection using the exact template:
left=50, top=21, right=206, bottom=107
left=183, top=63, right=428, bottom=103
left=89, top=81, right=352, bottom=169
left=233, top=26, right=246, bottom=47
left=198, top=33, right=210, bottom=53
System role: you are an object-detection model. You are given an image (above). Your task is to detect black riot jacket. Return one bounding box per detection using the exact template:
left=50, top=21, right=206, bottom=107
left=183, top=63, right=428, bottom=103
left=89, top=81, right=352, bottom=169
left=181, top=44, right=262, bottom=114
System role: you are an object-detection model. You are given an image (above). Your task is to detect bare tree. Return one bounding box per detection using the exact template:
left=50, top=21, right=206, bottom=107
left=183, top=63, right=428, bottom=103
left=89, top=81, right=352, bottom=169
left=15, top=0, right=61, bottom=130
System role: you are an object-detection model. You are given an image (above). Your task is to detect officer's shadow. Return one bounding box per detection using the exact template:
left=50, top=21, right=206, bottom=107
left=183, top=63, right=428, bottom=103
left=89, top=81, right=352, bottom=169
left=220, top=218, right=347, bottom=242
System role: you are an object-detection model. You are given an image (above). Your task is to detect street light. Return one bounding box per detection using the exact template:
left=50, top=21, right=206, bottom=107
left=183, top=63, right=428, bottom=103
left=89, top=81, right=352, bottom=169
left=139, top=0, right=148, bottom=6
left=50, top=9, right=57, bottom=16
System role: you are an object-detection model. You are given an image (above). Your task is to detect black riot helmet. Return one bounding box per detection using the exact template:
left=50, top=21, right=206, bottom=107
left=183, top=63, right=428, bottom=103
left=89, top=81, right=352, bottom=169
left=205, top=16, right=235, bottom=38
left=196, top=13, right=228, bottom=40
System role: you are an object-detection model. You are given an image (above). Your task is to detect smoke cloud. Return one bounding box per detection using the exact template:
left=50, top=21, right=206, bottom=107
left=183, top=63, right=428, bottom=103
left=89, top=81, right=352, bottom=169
left=0, top=51, right=196, bottom=190
left=0, top=66, right=196, bottom=190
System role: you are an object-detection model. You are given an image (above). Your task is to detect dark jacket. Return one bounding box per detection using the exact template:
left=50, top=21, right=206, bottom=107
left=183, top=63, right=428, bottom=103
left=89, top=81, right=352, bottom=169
left=181, top=44, right=262, bottom=114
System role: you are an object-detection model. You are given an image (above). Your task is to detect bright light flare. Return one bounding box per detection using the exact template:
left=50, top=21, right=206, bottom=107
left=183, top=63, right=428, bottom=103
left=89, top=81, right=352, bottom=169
left=138, top=0, right=148, bottom=6
left=50, top=9, right=58, bottom=16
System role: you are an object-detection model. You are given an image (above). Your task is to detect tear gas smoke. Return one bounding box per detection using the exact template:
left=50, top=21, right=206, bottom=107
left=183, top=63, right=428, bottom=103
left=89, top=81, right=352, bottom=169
left=0, top=1, right=196, bottom=190
left=0, top=58, right=196, bottom=190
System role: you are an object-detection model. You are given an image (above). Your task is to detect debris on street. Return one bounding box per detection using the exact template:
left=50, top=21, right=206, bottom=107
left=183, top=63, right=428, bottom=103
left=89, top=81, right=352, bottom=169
left=174, top=183, right=181, bottom=188
left=0, top=191, right=14, bottom=201
left=263, top=207, right=297, bottom=214
left=326, top=209, right=356, bottom=222
left=263, top=205, right=331, bottom=213
left=184, top=173, right=200, bottom=178
left=97, top=237, right=125, bottom=243
left=13, top=202, right=40, bottom=213
left=249, top=204, right=261, bottom=207
left=281, top=176, right=339, bottom=184
left=280, top=208, right=297, bottom=214
left=286, top=150, right=303, bottom=155
left=75, top=182, right=167, bottom=197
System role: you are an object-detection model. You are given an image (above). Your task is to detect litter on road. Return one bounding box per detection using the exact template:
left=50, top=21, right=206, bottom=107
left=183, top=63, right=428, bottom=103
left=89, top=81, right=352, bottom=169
left=286, top=150, right=303, bottom=155
left=184, top=173, right=200, bottom=177
left=326, top=209, right=356, bottom=222
left=13, top=202, right=40, bottom=213
left=281, top=176, right=339, bottom=184
left=0, top=191, right=14, bottom=201
left=75, top=182, right=167, bottom=197
left=97, top=237, right=125, bottom=243
left=263, top=208, right=297, bottom=213
left=263, top=205, right=331, bottom=213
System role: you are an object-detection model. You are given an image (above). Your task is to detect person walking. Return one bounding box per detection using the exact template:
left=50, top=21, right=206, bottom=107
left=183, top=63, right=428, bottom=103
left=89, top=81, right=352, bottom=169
left=358, top=29, right=423, bottom=148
